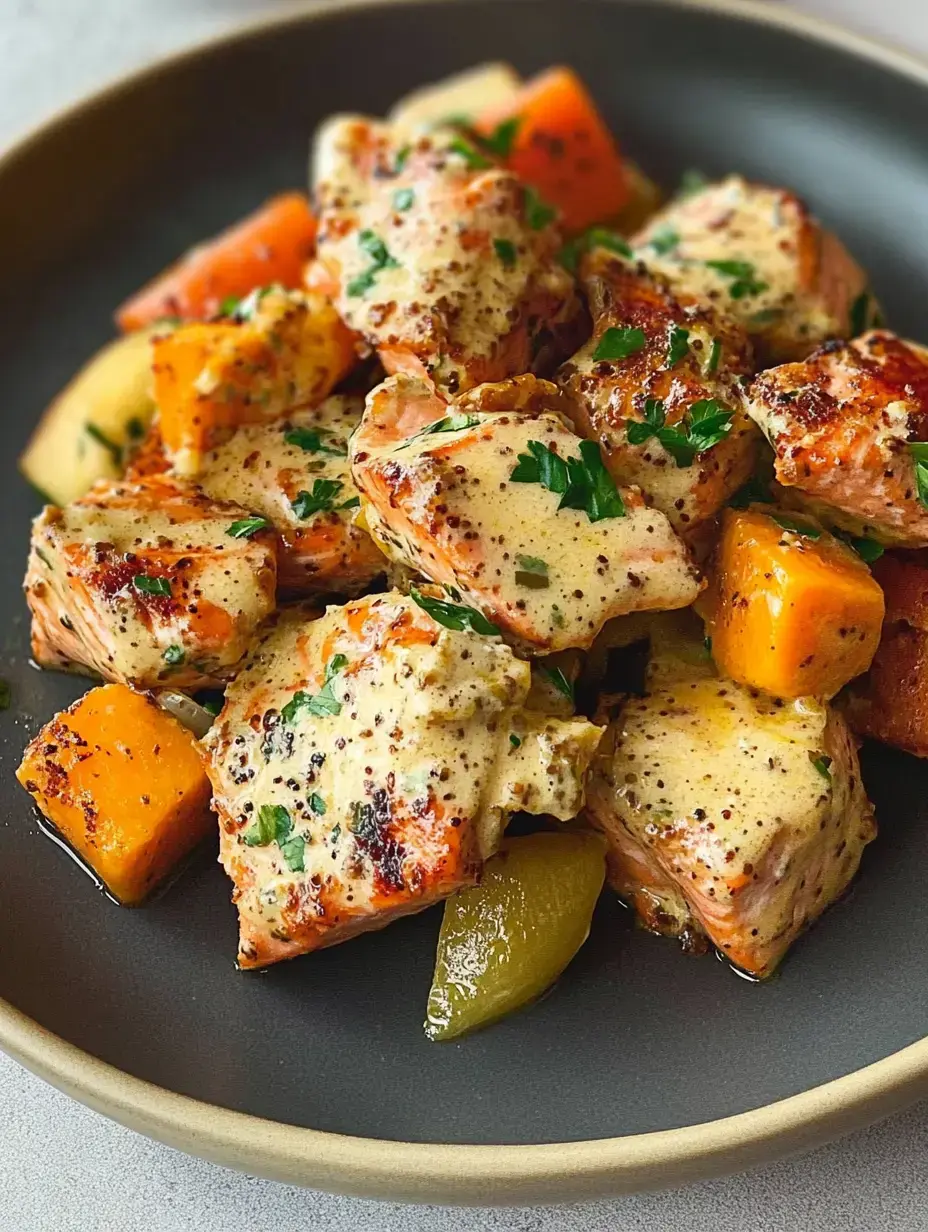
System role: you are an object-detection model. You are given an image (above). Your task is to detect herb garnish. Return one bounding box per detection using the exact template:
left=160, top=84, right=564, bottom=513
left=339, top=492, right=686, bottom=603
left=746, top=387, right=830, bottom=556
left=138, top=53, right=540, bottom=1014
left=678, top=168, right=709, bottom=198
left=393, top=187, right=415, bottom=212
left=509, top=733, right=522, bottom=749
left=447, top=135, right=492, bottom=170
left=626, top=398, right=733, bottom=467
left=542, top=666, right=575, bottom=703
left=410, top=587, right=500, bottom=635
left=281, top=654, right=348, bottom=724
left=482, top=116, right=521, bottom=158
left=202, top=698, right=223, bottom=716
left=232, top=285, right=280, bottom=321
left=394, top=144, right=412, bottom=173
left=666, top=325, right=690, bottom=367
left=283, top=426, right=347, bottom=457
left=648, top=226, right=679, bottom=255
left=524, top=186, right=556, bottom=230
left=515, top=554, right=549, bottom=588
left=219, top=295, right=241, bottom=316
left=849, top=290, right=882, bottom=336
left=291, top=480, right=357, bottom=519
left=347, top=230, right=400, bottom=298
left=705, top=259, right=769, bottom=299
left=133, top=575, right=172, bottom=598
left=242, top=804, right=305, bottom=872
left=493, top=238, right=518, bottom=269
left=227, top=516, right=270, bottom=538
left=910, top=442, right=928, bottom=510
left=163, top=645, right=185, bottom=666
left=558, top=227, right=631, bottom=274
left=593, top=326, right=647, bottom=362
left=309, top=793, right=327, bottom=816
left=810, top=754, right=833, bottom=781
left=705, top=338, right=722, bottom=374
left=834, top=530, right=884, bottom=564
left=411, top=412, right=482, bottom=439
left=771, top=513, right=822, bottom=539
left=84, top=423, right=122, bottom=466
left=511, top=439, right=626, bottom=521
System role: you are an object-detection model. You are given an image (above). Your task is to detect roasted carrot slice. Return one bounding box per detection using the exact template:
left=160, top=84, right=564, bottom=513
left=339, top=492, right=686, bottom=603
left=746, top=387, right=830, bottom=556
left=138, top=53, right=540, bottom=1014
left=17, top=684, right=214, bottom=904
left=475, top=67, right=629, bottom=234
left=116, top=193, right=318, bottom=331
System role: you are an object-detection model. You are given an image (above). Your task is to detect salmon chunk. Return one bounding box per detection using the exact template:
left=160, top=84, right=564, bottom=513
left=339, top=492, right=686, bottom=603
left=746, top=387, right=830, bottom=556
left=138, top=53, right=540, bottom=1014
left=747, top=331, right=928, bottom=546
left=585, top=619, right=876, bottom=977
left=25, top=476, right=277, bottom=688
left=349, top=373, right=701, bottom=654
left=203, top=590, right=603, bottom=968
left=556, top=246, right=758, bottom=529
left=312, top=116, right=584, bottom=397
left=633, top=176, right=871, bottom=364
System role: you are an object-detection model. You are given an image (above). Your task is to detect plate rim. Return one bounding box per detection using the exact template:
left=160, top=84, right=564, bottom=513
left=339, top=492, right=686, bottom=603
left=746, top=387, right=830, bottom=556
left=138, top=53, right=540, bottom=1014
left=3, top=0, right=928, bottom=1203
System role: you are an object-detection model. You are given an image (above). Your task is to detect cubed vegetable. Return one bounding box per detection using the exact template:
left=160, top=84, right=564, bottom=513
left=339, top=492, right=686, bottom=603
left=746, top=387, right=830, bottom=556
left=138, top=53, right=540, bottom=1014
left=704, top=506, right=885, bottom=699
left=19, top=326, right=164, bottom=505
left=17, top=684, right=214, bottom=904
left=424, top=831, right=606, bottom=1040
left=116, top=192, right=318, bottom=331
left=152, top=288, right=356, bottom=475
left=475, top=66, right=630, bottom=233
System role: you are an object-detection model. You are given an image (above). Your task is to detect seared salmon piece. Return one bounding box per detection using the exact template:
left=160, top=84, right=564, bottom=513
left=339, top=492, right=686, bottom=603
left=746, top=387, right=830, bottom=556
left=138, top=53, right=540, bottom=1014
left=585, top=617, right=876, bottom=978
left=24, top=476, right=277, bottom=688
left=203, top=590, right=603, bottom=968
left=556, top=247, right=758, bottom=530
left=845, top=550, right=928, bottom=757
left=312, top=116, right=584, bottom=398
left=349, top=373, right=701, bottom=654
left=633, top=176, right=871, bottom=364
left=747, top=331, right=928, bottom=546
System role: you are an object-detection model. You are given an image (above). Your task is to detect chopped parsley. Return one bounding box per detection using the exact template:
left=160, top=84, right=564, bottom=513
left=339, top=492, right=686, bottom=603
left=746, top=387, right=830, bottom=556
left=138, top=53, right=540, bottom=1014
left=834, top=531, right=884, bottom=564
left=911, top=442, right=928, bottom=510
left=515, top=554, right=549, bottom=589
left=666, top=325, right=690, bottom=367
left=447, top=135, right=492, bottom=170
left=309, top=793, right=327, bottom=816
left=410, top=587, right=500, bottom=635
left=291, top=479, right=355, bottom=519
left=771, top=513, right=822, bottom=539
left=559, top=226, right=631, bottom=274
left=482, top=116, right=521, bottom=158
left=705, top=338, right=722, bottom=374
left=281, top=654, right=349, bottom=723
left=593, top=326, right=647, bottom=362
left=648, top=226, right=679, bottom=256
left=678, top=167, right=709, bottom=198
left=84, top=423, right=122, bottom=466
left=542, top=666, right=575, bottom=703
left=509, top=733, right=522, bottom=749
left=393, top=187, right=415, bottom=212
left=394, top=144, right=412, bottom=173
left=284, top=426, right=347, bottom=456
left=227, top=516, right=270, bottom=538
left=133, top=575, right=172, bottom=598
left=705, top=259, right=769, bottom=299
left=346, top=230, right=400, bottom=298
left=524, top=186, right=556, bottom=231
left=232, top=285, right=281, bottom=321
left=202, top=698, right=223, bottom=716
left=411, top=412, right=482, bottom=438
left=511, top=439, right=626, bottom=521
left=849, top=290, right=880, bottom=336
left=493, top=238, right=518, bottom=269
left=810, top=754, right=833, bottom=781
left=163, top=645, right=185, bottom=666
left=626, top=398, right=733, bottom=467
left=219, top=294, right=241, bottom=316
left=243, top=803, right=292, bottom=847
left=279, top=835, right=306, bottom=874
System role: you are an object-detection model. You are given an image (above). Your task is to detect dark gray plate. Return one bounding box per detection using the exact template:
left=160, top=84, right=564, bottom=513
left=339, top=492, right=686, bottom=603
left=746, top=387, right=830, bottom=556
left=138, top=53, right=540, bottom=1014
left=2, top=0, right=928, bottom=1182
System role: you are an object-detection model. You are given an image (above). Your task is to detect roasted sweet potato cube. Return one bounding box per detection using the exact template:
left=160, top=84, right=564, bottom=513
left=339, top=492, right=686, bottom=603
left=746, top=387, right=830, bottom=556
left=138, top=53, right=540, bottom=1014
left=704, top=506, right=885, bottom=699
left=17, top=684, right=214, bottom=904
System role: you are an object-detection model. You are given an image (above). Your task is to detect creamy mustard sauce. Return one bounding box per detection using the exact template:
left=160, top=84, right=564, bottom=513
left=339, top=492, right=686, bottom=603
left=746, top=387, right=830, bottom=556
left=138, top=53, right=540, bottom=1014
left=204, top=592, right=603, bottom=967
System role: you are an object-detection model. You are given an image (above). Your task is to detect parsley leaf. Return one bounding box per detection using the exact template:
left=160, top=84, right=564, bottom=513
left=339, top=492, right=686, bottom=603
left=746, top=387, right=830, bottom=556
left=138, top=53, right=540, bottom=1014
left=133, top=575, right=171, bottom=598
left=705, top=259, right=769, bottom=299
left=279, top=835, right=306, bottom=873
left=515, top=554, right=549, bottom=589
left=447, top=135, right=492, bottom=170
left=511, top=439, right=625, bottom=521
left=394, top=144, right=412, bottom=173
left=594, top=326, right=647, bottom=362
left=559, top=226, right=631, bottom=274
left=911, top=442, right=928, bottom=510
left=542, top=666, right=575, bottom=702
left=393, top=187, right=415, bottom=212
left=810, top=754, right=833, bottom=781
left=281, top=654, right=348, bottom=724
left=84, top=423, right=122, bottom=466
left=291, top=479, right=346, bottom=519
left=410, top=587, right=500, bottom=635
left=482, top=116, right=521, bottom=158
left=524, top=186, right=556, bottom=230
left=493, top=238, right=518, bottom=269
left=666, top=325, right=690, bottom=367
left=705, top=338, right=722, bottom=374
left=771, top=513, right=822, bottom=539
left=648, top=226, right=679, bottom=255
left=309, top=793, right=327, bottom=816
left=509, top=733, right=522, bottom=748
left=412, top=412, right=482, bottom=439
left=243, top=803, right=292, bottom=847
left=227, top=516, right=270, bottom=538
left=834, top=531, right=884, bottom=564
left=849, top=290, right=874, bottom=336
left=163, top=644, right=185, bottom=666
left=219, top=294, right=241, bottom=316
left=346, top=229, right=400, bottom=298
left=625, top=398, right=733, bottom=467
left=284, top=426, right=347, bottom=456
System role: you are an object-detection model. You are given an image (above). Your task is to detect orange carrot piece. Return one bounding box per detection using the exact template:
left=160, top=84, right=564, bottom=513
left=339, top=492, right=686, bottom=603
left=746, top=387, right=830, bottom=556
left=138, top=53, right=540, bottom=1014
left=116, top=193, right=318, bottom=332
left=475, top=67, right=630, bottom=235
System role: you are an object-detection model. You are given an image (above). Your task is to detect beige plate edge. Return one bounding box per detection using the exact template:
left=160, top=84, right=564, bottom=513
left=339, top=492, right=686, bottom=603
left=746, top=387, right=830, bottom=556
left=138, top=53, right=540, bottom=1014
left=3, top=0, right=928, bottom=1205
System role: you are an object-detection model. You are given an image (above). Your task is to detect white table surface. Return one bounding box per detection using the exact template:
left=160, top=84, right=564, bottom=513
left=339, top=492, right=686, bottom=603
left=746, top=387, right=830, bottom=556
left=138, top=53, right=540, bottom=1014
left=3, top=2, right=928, bottom=1229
